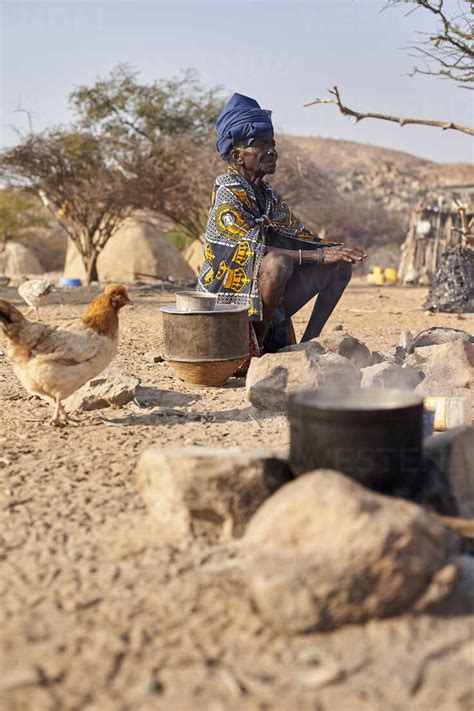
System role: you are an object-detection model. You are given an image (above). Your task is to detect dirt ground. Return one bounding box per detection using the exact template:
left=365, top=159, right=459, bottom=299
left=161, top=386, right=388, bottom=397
left=1, top=279, right=473, bottom=711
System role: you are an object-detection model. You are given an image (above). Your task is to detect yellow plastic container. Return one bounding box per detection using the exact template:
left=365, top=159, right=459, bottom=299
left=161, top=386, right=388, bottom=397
left=384, top=267, right=398, bottom=285
left=424, top=396, right=467, bottom=431
left=367, top=266, right=385, bottom=285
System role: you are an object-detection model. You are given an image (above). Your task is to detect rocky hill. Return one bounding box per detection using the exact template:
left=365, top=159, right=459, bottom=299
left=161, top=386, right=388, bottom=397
left=279, top=135, right=474, bottom=217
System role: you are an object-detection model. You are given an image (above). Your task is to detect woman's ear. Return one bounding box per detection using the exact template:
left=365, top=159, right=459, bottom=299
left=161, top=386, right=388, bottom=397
left=230, top=147, right=243, bottom=165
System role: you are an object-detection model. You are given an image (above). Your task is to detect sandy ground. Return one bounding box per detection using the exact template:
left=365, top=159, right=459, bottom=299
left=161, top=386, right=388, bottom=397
left=1, top=279, right=473, bottom=711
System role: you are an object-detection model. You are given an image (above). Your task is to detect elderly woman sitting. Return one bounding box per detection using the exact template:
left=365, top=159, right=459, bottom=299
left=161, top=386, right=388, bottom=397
left=197, top=93, right=366, bottom=356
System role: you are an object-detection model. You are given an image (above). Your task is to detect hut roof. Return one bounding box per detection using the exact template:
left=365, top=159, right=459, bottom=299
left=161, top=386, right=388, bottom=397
left=64, top=215, right=194, bottom=283
left=0, top=240, right=44, bottom=277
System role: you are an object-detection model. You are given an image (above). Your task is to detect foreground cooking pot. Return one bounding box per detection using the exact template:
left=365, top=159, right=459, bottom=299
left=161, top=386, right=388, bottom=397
left=288, top=388, right=424, bottom=496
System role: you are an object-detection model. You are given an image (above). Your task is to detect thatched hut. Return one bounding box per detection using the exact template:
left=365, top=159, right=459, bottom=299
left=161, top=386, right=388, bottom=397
left=64, top=215, right=194, bottom=283
left=0, top=240, right=43, bottom=277
left=182, top=238, right=205, bottom=276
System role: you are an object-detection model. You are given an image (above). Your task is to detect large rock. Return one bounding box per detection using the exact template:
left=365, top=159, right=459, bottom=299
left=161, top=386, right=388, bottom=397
left=278, top=341, right=325, bottom=356
left=314, top=333, right=372, bottom=369
left=361, top=362, right=422, bottom=390
left=136, top=447, right=292, bottom=544
left=246, top=351, right=361, bottom=411
left=66, top=366, right=140, bottom=411
left=413, top=327, right=473, bottom=349
left=243, top=470, right=459, bottom=633
left=407, top=341, right=474, bottom=396
left=423, top=427, right=474, bottom=519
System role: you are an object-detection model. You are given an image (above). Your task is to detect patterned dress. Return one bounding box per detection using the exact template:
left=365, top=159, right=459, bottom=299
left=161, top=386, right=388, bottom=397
left=197, top=167, right=336, bottom=321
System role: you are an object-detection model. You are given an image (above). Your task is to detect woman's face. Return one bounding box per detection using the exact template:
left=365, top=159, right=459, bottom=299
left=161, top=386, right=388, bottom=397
left=232, top=130, right=278, bottom=176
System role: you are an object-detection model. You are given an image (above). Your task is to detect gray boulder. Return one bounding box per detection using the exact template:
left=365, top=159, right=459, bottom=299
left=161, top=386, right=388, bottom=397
left=246, top=350, right=361, bottom=411
left=279, top=341, right=325, bottom=355
left=314, top=332, right=373, bottom=369
left=243, top=470, right=459, bottom=633
left=423, top=427, right=474, bottom=519
left=370, top=350, right=397, bottom=366
left=407, top=341, right=474, bottom=396
left=413, top=327, right=473, bottom=349
left=361, top=362, right=423, bottom=390
left=66, top=365, right=140, bottom=411
left=136, top=446, right=291, bottom=544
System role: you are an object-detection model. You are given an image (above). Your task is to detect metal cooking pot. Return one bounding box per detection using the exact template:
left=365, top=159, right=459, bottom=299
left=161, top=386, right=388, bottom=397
left=161, top=304, right=249, bottom=362
left=288, top=388, right=424, bottom=496
left=175, top=291, right=217, bottom=312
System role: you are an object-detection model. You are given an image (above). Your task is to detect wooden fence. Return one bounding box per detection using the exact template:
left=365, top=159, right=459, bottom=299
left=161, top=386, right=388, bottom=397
left=398, top=203, right=474, bottom=284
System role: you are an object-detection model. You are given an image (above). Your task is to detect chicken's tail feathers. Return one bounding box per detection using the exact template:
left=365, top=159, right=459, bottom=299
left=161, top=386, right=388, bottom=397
left=0, top=300, right=26, bottom=328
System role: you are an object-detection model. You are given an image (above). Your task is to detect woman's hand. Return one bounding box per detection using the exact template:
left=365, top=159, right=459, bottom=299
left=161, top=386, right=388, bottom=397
left=321, top=246, right=367, bottom=264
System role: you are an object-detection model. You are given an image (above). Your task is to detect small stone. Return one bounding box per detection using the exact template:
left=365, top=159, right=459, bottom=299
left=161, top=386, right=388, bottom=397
left=361, top=362, right=422, bottom=390
left=315, top=332, right=373, bottom=369
left=293, top=663, right=343, bottom=689
left=399, top=331, right=414, bottom=354
left=243, top=470, right=459, bottom=633
left=394, top=346, right=407, bottom=364
left=136, top=446, right=292, bottom=543
left=370, top=350, right=396, bottom=366
left=66, top=366, right=140, bottom=411
left=246, top=351, right=361, bottom=411
left=144, top=351, right=164, bottom=363
left=0, top=666, right=42, bottom=692
left=413, top=327, right=473, bottom=349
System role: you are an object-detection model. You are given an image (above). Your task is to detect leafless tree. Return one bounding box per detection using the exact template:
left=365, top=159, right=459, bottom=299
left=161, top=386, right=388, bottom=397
left=390, top=0, right=473, bottom=89
left=306, top=0, right=473, bottom=136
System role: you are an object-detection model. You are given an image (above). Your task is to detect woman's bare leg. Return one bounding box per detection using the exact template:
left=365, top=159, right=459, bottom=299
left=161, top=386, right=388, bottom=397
left=254, top=251, right=294, bottom=346
left=284, top=261, right=352, bottom=341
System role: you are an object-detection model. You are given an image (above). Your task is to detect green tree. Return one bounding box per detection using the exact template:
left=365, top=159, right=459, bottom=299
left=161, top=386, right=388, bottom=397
left=0, top=67, right=223, bottom=283
left=72, top=65, right=222, bottom=140
left=0, top=190, right=48, bottom=242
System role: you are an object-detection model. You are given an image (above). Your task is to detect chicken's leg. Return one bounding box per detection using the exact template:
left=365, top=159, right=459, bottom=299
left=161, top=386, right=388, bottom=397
left=50, top=396, right=65, bottom=427
left=24, top=306, right=40, bottom=320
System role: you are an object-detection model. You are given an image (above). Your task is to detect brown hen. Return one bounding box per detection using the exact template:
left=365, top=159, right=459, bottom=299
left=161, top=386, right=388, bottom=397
left=0, top=284, right=131, bottom=425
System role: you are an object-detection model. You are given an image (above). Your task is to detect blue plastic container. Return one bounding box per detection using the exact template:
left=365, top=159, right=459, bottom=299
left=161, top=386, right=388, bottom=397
left=423, top=409, right=435, bottom=439
left=59, top=277, right=82, bottom=287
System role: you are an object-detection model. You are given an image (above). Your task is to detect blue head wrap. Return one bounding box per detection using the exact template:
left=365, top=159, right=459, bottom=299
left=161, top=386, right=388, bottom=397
left=215, top=93, right=273, bottom=161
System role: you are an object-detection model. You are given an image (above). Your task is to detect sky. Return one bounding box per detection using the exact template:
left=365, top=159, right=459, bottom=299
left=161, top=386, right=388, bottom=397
left=1, top=0, right=473, bottom=164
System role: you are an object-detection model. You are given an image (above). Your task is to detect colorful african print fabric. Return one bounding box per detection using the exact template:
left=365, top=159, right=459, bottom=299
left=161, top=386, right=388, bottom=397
left=197, top=167, right=336, bottom=320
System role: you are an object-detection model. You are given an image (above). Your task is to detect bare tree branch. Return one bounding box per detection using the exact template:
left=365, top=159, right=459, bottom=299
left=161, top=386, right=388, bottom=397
left=385, top=0, right=474, bottom=88
left=304, top=85, right=474, bottom=136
